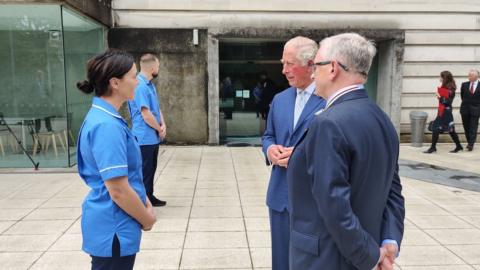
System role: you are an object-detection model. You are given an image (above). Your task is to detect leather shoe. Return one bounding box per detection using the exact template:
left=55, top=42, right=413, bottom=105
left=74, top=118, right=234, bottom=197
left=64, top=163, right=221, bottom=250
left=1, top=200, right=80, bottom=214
left=149, top=196, right=167, bottom=207
left=449, top=146, right=463, bottom=153
left=467, top=145, right=474, bottom=151
left=423, top=147, right=436, bottom=154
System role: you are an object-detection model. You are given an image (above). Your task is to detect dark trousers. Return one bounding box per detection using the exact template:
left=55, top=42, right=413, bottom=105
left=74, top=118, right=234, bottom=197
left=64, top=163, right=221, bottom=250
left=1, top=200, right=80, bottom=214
left=430, top=130, right=462, bottom=148
left=461, top=113, right=479, bottom=147
left=269, top=208, right=290, bottom=270
left=140, top=144, right=159, bottom=199
left=91, top=235, right=136, bottom=270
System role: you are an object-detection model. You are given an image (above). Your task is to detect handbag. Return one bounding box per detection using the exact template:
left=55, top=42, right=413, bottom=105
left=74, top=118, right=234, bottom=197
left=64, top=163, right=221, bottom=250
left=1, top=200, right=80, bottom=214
left=427, top=121, right=434, bottom=132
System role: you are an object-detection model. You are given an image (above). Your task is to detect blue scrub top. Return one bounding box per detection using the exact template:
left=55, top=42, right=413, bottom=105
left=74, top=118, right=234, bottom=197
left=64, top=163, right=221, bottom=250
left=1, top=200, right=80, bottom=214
left=77, top=97, right=147, bottom=257
left=128, top=73, right=162, bottom=146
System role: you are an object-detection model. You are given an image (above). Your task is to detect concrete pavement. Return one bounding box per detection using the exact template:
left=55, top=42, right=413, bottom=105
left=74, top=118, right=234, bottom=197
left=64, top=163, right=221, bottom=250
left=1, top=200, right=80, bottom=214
left=0, top=144, right=480, bottom=269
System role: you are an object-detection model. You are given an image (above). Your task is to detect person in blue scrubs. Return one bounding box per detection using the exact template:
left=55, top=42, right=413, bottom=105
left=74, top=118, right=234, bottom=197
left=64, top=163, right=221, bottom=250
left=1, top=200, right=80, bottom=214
left=76, top=50, right=157, bottom=270
left=128, top=53, right=167, bottom=207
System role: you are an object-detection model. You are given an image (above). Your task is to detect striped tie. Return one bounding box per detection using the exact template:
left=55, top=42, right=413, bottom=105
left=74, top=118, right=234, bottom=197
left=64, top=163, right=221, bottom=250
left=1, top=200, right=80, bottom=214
left=294, top=91, right=307, bottom=128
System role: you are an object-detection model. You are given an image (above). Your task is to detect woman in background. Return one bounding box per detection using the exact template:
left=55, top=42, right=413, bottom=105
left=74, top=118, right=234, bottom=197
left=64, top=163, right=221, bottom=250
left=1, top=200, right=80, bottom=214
left=76, top=50, right=156, bottom=270
left=424, top=70, right=463, bottom=153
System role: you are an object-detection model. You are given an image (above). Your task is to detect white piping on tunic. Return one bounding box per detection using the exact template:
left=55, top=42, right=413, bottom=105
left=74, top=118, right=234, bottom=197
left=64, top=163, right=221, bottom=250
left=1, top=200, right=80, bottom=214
left=99, top=165, right=128, bottom=173
left=92, top=104, right=122, bottom=119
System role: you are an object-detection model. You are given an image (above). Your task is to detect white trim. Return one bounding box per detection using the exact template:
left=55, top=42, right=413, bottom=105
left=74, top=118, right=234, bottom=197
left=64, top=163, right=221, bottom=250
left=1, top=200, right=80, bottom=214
left=99, top=165, right=128, bottom=173
left=92, top=105, right=122, bottom=119
left=325, top=84, right=363, bottom=110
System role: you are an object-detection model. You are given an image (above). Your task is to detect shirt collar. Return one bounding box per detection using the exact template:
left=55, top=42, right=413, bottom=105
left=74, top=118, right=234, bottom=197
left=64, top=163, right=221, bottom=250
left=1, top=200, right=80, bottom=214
left=137, top=73, right=151, bottom=85
left=92, top=97, right=122, bottom=119
left=297, top=81, right=316, bottom=96
left=326, top=84, right=364, bottom=106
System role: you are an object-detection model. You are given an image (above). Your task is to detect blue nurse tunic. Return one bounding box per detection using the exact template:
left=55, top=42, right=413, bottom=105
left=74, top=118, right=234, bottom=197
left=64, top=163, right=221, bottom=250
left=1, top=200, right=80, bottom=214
left=77, top=97, right=146, bottom=257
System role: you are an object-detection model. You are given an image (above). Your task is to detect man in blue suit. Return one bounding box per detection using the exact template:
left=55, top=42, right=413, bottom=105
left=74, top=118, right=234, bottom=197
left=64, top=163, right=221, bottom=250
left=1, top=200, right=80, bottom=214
left=262, top=36, right=326, bottom=270
left=287, top=33, right=405, bottom=270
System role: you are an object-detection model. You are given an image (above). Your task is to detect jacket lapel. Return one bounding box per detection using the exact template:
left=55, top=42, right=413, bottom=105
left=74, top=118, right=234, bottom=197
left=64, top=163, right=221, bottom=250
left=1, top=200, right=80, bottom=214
left=287, top=88, right=297, bottom=135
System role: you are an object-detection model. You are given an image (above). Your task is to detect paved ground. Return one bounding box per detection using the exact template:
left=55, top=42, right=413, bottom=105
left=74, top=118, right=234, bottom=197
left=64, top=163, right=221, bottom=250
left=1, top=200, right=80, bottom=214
left=1, top=144, right=480, bottom=269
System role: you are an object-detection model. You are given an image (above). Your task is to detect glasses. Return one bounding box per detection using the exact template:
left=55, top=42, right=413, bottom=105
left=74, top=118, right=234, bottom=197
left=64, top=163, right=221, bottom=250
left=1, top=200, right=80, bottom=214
left=314, top=60, right=349, bottom=72
left=314, top=60, right=367, bottom=77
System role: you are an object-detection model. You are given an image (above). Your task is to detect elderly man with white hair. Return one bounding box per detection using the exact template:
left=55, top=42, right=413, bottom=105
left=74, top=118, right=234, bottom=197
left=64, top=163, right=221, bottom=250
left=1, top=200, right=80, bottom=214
left=287, top=33, right=405, bottom=270
left=262, top=36, right=326, bottom=270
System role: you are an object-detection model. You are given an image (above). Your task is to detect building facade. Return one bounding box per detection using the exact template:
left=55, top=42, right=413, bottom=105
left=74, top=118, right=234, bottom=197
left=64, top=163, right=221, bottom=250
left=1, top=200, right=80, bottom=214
left=1, top=0, right=479, bottom=167
left=112, top=0, right=480, bottom=145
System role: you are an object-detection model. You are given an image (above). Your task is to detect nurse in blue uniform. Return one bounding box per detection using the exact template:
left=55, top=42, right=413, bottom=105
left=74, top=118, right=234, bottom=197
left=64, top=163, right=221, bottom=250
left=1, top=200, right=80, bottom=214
left=76, top=50, right=157, bottom=270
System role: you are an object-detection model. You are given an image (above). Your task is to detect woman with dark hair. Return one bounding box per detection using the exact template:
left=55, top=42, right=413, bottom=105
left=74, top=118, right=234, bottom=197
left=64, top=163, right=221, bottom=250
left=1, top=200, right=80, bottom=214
left=77, top=49, right=156, bottom=270
left=424, top=71, right=463, bottom=153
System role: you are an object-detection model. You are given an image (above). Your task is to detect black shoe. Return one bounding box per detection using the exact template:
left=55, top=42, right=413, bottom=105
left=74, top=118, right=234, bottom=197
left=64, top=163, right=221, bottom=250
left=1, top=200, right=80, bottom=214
left=423, top=147, right=436, bottom=154
left=449, top=146, right=463, bottom=153
left=467, top=145, right=474, bottom=151
left=150, top=196, right=167, bottom=207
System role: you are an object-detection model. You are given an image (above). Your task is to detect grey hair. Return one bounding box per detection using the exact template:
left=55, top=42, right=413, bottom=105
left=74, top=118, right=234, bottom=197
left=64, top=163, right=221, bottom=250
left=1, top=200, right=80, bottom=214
left=284, top=36, right=318, bottom=66
left=319, top=33, right=376, bottom=78
left=469, top=69, right=480, bottom=77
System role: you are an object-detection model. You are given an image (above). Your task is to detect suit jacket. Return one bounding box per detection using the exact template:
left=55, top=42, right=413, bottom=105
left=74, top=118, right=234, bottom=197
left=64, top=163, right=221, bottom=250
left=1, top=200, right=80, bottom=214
left=287, top=89, right=405, bottom=270
left=460, top=81, right=480, bottom=116
left=262, top=87, right=326, bottom=212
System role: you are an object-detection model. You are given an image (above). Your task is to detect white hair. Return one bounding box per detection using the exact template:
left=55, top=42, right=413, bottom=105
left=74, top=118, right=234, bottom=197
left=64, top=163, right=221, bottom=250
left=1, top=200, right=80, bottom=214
left=469, top=69, right=480, bottom=77
left=284, top=36, right=318, bottom=66
left=319, top=33, right=376, bottom=78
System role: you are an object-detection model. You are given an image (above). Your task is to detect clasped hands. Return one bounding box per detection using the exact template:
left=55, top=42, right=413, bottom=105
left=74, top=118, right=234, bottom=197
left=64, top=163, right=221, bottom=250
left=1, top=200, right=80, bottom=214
left=267, top=145, right=293, bottom=168
left=375, top=243, right=398, bottom=270
left=158, top=125, right=166, bottom=140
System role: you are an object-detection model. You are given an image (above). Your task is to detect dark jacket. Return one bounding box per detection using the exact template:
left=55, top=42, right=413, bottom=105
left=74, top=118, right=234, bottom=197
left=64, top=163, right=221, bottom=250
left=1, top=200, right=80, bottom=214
left=287, top=89, right=405, bottom=270
left=460, top=80, right=480, bottom=116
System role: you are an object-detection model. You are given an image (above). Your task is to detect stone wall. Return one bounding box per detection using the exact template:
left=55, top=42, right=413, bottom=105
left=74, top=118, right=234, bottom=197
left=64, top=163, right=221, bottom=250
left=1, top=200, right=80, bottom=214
left=108, top=28, right=209, bottom=144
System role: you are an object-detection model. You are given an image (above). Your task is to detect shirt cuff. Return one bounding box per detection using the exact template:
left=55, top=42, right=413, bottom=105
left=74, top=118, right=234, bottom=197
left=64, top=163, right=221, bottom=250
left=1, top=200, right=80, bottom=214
left=372, top=239, right=399, bottom=269
left=382, top=239, right=399, bottom=257
left=266, top=144, right=274, bottom=165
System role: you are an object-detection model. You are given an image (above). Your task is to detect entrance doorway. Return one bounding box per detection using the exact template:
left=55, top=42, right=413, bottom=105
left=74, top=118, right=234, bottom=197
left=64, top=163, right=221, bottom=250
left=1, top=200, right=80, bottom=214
left=219, top=40, right=287, bottom=145
left=217, top=39, right=381, bottom=146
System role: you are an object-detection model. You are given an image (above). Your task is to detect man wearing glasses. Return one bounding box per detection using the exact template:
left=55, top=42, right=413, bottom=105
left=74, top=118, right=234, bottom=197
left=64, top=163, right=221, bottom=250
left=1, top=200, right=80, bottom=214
left=262, top=36, right=326, bottom=270
left=287, top=33, right=405, bottom=270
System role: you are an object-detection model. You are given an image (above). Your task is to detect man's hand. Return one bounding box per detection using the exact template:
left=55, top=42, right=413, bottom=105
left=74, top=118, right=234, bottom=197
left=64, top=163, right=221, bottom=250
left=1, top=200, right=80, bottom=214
left=276, top=147, right=294, bottom=168
left=267, top=144, right=285, bottom=165
left=376, top=243, right=397, bottom=270
left=159, top=125, right=167, bottom=140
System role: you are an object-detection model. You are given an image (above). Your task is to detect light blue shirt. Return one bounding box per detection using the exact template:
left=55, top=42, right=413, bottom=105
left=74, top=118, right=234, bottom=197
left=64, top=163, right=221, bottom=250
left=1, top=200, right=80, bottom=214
left=128, top=73, right=162, bottom=145
left=77, top=97, right=146, bottom=257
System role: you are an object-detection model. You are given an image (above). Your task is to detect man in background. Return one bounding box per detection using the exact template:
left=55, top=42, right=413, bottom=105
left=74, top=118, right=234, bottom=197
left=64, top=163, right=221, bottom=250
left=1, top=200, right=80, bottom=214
left=128, top=53, right=167, bottom=207
left=460, top=69, right=480, bottom=151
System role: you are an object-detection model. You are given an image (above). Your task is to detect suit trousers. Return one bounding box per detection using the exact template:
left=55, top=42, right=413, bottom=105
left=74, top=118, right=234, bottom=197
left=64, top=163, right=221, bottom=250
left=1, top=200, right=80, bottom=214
left=140, top=144, right=160, bottom=199
left=269, top=208, right=290, bottom=270
left=90, top=235, right=136, bottom=270
left=461, top=113, right=479, bottom=146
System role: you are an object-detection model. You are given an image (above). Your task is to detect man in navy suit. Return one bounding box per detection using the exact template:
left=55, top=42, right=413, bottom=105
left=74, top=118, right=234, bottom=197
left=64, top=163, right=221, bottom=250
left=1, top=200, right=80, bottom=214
left=460, top=69, right=480, bottom=151
left=287, top=33, right=405, bottom=270
left=262, top=36, right=326, bottom=270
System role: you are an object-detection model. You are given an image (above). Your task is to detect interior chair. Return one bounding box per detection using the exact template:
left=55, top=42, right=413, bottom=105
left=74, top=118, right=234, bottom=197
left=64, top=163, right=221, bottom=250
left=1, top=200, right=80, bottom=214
left=32, top=116, right=67, bottom=157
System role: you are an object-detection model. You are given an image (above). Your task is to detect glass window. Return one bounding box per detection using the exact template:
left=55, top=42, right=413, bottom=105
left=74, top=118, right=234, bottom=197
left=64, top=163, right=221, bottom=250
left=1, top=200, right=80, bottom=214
left=0, top=4, right=105, bottom=168
left=0, top=5, right=66, bottom=168
left=62, top=7, right=105, bottom=166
